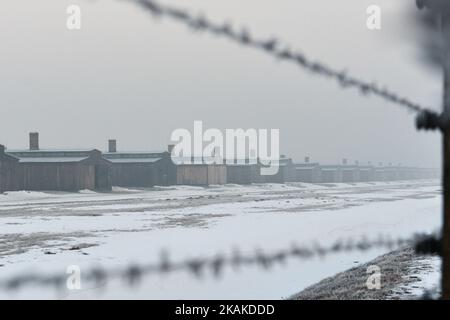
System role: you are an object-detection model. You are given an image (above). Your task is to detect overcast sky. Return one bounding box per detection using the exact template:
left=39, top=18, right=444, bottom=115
left=0, top=0, right=442, bottom=167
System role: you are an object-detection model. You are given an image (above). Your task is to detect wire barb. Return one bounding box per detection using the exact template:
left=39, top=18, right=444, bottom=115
left=131, top=0, right=434, bottom=114
left=0, top=233, right=438, bottom=293
left=416, top=110, right=445, bottom=131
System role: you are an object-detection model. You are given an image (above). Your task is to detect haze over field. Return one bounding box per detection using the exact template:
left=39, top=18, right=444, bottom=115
left=0, top=0, right=441, bottom=167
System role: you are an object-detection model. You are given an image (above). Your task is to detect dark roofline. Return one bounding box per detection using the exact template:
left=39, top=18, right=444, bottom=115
left=0, top=152, right=19, bottom=162
left=104, top=151, right=167, bottom=158
left=7, top=148, right=99, bottom=153
left=294, top=162, right=320, bottom=167
left=6, top=149, right=112, bottom=164
left=7, top=149, right=102, bottom=156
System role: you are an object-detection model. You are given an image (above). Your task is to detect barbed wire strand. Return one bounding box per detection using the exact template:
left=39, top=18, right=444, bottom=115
left=130, top=0, right=433, bottom=114
left=0, top=233, right=439, bottom=293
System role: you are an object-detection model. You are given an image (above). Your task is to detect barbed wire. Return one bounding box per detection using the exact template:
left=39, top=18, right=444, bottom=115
left=0, top=3, right=441, bottom=295
left=0, top=233, right=438, bottom=293
left=129, top=0, right=434, bottom=114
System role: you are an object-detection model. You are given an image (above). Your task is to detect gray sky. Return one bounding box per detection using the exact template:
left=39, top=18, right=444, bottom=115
left=0, top=0, right=442, bottom=167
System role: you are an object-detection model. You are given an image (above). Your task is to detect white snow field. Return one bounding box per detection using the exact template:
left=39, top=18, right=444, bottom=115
left=0, top=180, right=442, bottom=299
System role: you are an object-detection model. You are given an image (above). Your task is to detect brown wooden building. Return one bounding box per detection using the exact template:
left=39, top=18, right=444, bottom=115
left=5, top=133, right=112, bottom=192
left=172, top=156, right=227, bottom=186
left=175, top=164, right=227, bottom=186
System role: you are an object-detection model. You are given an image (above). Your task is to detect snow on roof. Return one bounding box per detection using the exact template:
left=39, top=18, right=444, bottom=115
left=106, top=158, right=162, bottom=164
left=104, top=151, right=166, bottom=156
left=6, top=149, right=107, bottom=164
left=321, top=167, right=339, bottom=171
left=17, top=157, right=89, bottom=163
left=104, top=152, right=165, bottom=164
left=7, top=149, right=95, bottom=153
left=7, top=149, right=97, bottom=158
left=104, top=152, right=164, bottom=157
left=295, top=165, right=318, bottom=170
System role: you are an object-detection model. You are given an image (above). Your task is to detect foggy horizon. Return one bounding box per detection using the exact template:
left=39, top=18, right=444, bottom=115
left=0, top=0, right=446, bottom=303
left=0, top=0, right=442, bottom=167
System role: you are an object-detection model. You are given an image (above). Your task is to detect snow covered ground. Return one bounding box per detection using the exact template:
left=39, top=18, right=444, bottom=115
left=388, top=255, right=441, bottom=299
left=0, top=180, right=442, bottom=299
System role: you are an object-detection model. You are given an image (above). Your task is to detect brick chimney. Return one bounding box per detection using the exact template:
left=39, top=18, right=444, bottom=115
left=0, top=144, right=5, bottom=155
left=108, top=139, right=117, bottom=153
left=29, top=132, right=39, bottom=150
left=305, top=156, right=310, bottom=163
left=342, top=158, right=347, bottom=165
left=168, top=144, right=175, bottom=153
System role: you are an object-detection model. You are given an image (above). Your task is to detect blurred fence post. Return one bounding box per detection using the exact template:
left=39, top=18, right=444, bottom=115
left=415, top=0, right=450, bottom=298
left=441, top=8, right=450, bottom=300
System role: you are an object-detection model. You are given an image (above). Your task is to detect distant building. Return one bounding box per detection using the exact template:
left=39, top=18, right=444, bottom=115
left=226, top=161, right=255, bottom=185
left=2, top=132, right=441, bottom=193
left=294, top=162, right=321, bottom=183
left=224, top=158, right=281, bottom=185
left=170, top=152, right=226, bottom=186
left=6, top=133, right=112, bottom=192
left=358, top=166, right=375, bottom=182
left=0, top=144, right=21, bottom=193
left=374, top=166, right=387, bottom=181
left=254, top=156, right=296, bottom=183
left=341, top=165, right=359, bottom=183
left=320, top=165, right=342, bottom=183
left=104, top=140, right=175, bottom=187
left=278, top=157, right=297, bottom=182
left=175, top=164, right=226, bottom=186
left=384, top=166, right=399, bottom=181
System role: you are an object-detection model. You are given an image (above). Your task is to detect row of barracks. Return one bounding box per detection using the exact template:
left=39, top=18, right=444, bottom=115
left=0, top=133, right=439, bottom=193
